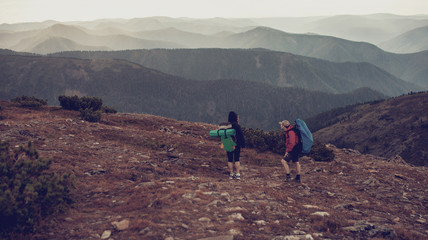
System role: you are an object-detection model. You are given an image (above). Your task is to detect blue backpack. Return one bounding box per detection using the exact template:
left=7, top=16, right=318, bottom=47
left=294, top=118, right=313, bottom=155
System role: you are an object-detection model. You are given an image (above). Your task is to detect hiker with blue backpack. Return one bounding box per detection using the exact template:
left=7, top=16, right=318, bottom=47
left=279, top=119, right=313, bottom=183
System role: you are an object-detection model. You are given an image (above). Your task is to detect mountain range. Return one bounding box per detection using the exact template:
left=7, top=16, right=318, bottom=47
left=1, top=15, right=427, bottom=129
left=0, top=54, right=386, bottom=130
left=379, top=25, right=428, bottom=53
left=313, top=92, right=428, bottom=166
left=50, top=48, right=419, bottom=96
left=1, top=16, right=428, bottom=89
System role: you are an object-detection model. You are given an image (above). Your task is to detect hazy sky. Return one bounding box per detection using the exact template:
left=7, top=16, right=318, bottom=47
left=1, top=0, right=427, bottom=24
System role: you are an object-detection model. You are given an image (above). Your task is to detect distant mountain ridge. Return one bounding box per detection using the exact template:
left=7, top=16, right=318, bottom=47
left=252, top=14, right=428, bottom=44
left=50, top=48, right=419, bottom=96
left=217, top=27, right=428, bottom=88
left=1, top=19, right=427, bottom=88
left=314, top=92, right=428, bottom=166
left=379, top=25, right=428, bottom=53
left=0, top=54, right=385, bottom=130
left=8, top=24, right=183, bottom=54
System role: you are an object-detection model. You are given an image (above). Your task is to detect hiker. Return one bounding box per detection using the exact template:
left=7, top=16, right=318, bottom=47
left=227, top=111, right=245, bottom=180
left=279, top=120, right=302, bottom=183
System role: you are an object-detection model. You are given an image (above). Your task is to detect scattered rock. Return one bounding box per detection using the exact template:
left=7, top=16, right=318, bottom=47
left=311, top=211, right=330, bottom=217
left=272, top=233, right=314, bottom=240
left=197, top=235, right=234, bottom=240
left=198, top=217, right=211, bottom=222
left=389, top=155, right=407, bottom=165
left=111, top=219, right=130, bottom=231
left=342, top=221, right=396, bottom=238
left=229, top=213, right=245, bottom=221
left=101, top=230, right=111, bottom=239
left=254, top=220, right=267, bottom=226
left=228, top=229, right=242, bottom=236
left=416, top=218, right=426, bottom=224
left=334, top=203, right=355, bottom=210
left=85, top=169, right=106, bottom=176
left=135, top=181, right=156, bottom=188
left=394, top=173, right=407, bottom=180
left=303, top=205, right=320, bottom=209
left=362, top=177, right=380, bottom=187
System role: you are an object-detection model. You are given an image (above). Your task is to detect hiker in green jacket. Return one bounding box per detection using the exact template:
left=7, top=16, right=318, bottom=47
left=227, top=111, right=245, bottom=180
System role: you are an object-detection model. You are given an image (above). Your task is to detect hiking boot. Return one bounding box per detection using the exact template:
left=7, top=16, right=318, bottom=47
left=235, top=173, right=241, bottom=180
left=229, top=174, right=234, bottom=180
left=285, top=174, right=292, bottom=182
left=294, top=175, right=301, bottom=183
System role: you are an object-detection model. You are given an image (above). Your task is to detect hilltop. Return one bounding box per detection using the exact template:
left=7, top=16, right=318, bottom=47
left=0, top=100, right=427, bottom=239
left=314, top=92, right=428, bottom=167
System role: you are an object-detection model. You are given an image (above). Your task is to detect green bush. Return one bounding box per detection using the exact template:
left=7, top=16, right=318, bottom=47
left=80, top=108, right=102, bottom=122
left=58, top=95, right=102, bottom=111
left=79, top=96, right=102, bottom=111
left=58, top=95, right=111, bottom=122
left=58, top=95, right=81, bottom=111
left=11, top=96, right=47, bottom=108
left=309, top=142, right=335, bottom=162
left=243, top=127, right=285, bottom=154
left=101, top=105, right=117, bottom=114
left=0, top=141, right=73, bottom=237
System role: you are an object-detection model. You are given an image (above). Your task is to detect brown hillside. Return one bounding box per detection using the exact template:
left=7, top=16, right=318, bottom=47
left=0, top=100, right=427, bottom=239
left=314, top=92, right=428, bottom=167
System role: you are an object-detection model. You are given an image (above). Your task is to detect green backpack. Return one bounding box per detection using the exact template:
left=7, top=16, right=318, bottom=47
left=221, top=135, right=237, bottom=152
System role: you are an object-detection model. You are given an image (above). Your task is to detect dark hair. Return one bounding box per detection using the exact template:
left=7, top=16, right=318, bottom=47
left=228, top=111, right=238, bottom=123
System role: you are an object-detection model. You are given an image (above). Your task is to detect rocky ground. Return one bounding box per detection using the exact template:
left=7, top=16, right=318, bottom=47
left=1, top=100, right=427, bottom=240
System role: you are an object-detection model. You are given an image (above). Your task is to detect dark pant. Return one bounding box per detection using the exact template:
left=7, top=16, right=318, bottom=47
left=283, top=147, right=300, bottom=163
left=227, top=146, right=241, bottom=162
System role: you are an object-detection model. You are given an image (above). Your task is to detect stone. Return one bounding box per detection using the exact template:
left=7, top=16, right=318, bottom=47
left=197, top=235, right=234, bottom=240
left=302, top=205, right=319, bottom=209
left=272, top=234, right=314, bottom=240
left=416, top=218, right=426, bottom=224
left=229, top=213, right=245, bottom=221
left=254, top=220, right=267, bottom=226
left=111, top=219, right=130, bottom=230
left=342, top=221, right=396, bottom=238
left=229, top=229, right=243, bottom=236
left=311, top=211, right=330, bottom=217
left=101, top=230, right=111, bottom=239
left=198, top=217, right=211, bottom=222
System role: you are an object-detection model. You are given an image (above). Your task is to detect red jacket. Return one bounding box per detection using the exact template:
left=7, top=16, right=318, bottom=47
left=284, top=125, right=299, bottom=153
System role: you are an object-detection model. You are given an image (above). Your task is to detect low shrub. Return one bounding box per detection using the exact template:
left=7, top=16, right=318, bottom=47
left=80, top=108, right=102, bottom=122
left=243, top=128, right=285, bottom=154
left=58, top=95, right=80, bottom=111
left=101, top=105, right=117, bottom=114
left=79, top=96, right=102, bottom=111
left=309, top=142, right=335, bottom=162
left=58, top=95, right=102, bottom=111
left=243, top=127, right=335, bottom=161
left=0, top=141, right=73, bottom=237
left=11, top=96, right=47, bottom=108
left=58, top=95, right=114, bottom=122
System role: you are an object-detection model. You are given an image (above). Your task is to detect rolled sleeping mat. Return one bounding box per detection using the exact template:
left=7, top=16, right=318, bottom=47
left=209, top=129, right=236, bottom=137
